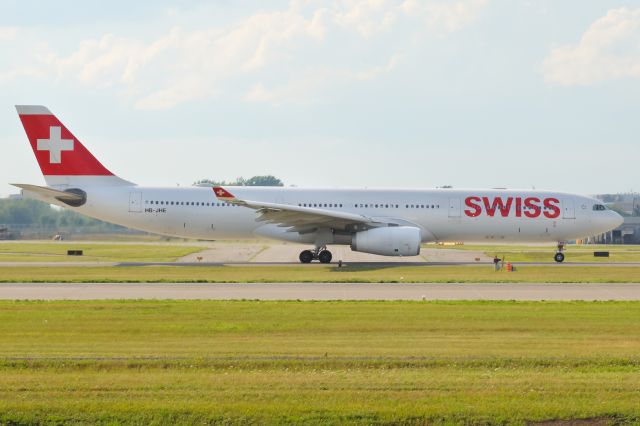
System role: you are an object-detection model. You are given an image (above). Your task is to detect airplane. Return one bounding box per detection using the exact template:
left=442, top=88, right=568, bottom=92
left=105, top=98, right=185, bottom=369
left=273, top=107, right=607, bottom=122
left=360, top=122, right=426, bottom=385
left=11, top=105, right=623, bottom=264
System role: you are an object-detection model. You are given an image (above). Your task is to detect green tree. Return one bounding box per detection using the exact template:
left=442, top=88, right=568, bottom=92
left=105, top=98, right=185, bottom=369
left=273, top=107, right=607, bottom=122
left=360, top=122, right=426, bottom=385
left=244, top=175, right=283, bottom=186
left=194, top=175, right=283, bottom=187
left=0, top=198, right=124, bottom=232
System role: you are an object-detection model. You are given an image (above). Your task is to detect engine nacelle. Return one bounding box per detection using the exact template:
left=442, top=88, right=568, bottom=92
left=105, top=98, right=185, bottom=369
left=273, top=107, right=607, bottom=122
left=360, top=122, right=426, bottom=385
left=351, top=226, right=421, bottom=256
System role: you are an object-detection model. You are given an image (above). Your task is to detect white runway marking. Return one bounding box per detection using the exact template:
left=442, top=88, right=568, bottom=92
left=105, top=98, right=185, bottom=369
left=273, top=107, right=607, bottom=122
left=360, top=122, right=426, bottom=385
left=1, top=283, right=640, bottom=301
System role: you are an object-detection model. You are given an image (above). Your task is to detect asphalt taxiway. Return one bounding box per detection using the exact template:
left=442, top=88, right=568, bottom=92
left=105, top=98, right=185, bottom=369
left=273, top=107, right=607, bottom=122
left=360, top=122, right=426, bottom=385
left=1, top=283, right=640, bottom=301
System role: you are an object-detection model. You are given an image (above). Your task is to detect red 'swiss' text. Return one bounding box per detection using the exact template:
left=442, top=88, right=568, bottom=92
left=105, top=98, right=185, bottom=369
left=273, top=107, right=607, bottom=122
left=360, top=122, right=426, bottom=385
left=464, top=197, right=560, bottom=219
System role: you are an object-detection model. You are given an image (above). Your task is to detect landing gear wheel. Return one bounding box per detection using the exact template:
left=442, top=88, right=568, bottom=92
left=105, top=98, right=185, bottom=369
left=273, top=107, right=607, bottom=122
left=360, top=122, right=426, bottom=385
left=554, top=252, right=565, bottom=263
left=299, top=250, right=314, bottom=264
left=318, top=250, right=332, bottom=264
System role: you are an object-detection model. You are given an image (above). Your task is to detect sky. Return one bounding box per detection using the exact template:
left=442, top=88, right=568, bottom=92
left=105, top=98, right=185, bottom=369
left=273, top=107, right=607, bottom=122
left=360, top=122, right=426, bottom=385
left=1, top=0, right=639, bottom=196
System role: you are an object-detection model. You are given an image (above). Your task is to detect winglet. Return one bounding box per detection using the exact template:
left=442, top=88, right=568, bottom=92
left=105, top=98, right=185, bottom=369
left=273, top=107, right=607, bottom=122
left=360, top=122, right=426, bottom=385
left=212, top=186, right=236, bottom=200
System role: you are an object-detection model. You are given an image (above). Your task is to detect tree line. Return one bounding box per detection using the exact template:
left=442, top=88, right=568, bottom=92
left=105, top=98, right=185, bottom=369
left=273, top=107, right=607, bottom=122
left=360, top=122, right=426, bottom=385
left=194, top=175, right=284, bottom=187
left=0, top=198, right=123, bottom=230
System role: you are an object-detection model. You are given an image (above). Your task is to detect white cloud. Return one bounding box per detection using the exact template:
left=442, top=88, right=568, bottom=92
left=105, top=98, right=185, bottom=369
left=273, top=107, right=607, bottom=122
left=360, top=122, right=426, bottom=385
left=542, top=7, right=640, bottom=86
left=2, top=0, right=487, bottom=109
left=242, top=51, right=402, bottom=105
left=244, top=73, right=328, bottom=105
left=0, top=27, right=18, bottom=42
left=332, top=0, right=397, bottom=37
left=401, top=0, right=487, bottom=35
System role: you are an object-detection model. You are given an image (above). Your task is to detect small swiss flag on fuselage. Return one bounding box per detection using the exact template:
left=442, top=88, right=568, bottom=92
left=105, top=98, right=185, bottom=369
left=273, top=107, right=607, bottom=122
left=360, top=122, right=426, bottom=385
left=17, top=106, right=113, bottom=176
left=213, top=186, right=235, bottom=199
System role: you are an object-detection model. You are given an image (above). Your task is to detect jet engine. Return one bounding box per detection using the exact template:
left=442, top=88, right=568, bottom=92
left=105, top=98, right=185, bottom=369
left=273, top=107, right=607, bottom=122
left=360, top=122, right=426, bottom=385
left=351, top=226, right=421, bottom=256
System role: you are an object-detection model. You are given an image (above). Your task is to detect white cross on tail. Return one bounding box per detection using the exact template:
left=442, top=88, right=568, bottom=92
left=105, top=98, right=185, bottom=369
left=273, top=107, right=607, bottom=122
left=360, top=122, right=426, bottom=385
left=37, top=126, right=74, bottom=164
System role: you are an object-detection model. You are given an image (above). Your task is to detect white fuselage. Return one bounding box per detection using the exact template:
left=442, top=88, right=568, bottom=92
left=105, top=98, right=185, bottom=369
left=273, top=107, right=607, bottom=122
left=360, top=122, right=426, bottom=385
left=41, top=185, right=621, bottom=245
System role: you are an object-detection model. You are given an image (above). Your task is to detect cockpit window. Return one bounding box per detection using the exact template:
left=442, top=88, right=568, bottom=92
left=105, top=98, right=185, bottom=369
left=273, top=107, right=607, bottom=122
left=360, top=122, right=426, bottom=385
left=592, top=204, right=607, bottom=211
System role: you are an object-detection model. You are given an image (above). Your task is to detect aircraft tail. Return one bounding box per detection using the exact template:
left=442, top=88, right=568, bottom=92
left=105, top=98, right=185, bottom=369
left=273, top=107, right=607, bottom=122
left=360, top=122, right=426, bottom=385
left=15, top=105, right=133, bottom=187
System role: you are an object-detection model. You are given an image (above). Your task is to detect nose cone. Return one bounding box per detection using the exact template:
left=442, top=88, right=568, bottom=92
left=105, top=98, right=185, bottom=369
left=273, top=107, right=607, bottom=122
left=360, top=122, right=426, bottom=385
left=591, top=210, right=624, bottom=235
left=610, top=210, right=624, bottom=229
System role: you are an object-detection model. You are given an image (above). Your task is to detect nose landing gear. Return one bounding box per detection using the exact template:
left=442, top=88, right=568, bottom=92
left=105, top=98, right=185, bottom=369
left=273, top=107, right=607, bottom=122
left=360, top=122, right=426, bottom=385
left=298, top=246, right=333, bottom=264
left=554, top=243, right=565, bottom=263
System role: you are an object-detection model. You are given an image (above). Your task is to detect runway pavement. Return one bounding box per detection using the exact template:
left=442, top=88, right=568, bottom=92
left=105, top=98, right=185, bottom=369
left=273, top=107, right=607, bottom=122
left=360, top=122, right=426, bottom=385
left=1, top=283, right=640, bottom=301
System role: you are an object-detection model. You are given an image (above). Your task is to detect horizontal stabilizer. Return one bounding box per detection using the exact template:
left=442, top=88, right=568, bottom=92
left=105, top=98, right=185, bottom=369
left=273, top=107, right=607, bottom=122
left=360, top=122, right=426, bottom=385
left=11, top=183, right=86, bottom=205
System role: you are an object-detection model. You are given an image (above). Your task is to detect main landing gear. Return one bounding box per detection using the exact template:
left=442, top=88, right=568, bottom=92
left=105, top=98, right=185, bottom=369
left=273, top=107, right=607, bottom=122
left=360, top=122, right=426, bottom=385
left=554, top=243, right=565, bottom=263
left=299, top=247, right=333, bottom=264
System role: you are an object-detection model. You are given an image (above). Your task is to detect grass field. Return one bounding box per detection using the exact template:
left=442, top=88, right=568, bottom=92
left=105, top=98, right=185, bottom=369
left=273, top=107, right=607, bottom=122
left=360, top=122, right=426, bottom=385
left=0, top=300, right=639, bottom=425
left=0, top=242, right=203, bottom=262
left=0, top=264, right=639, bottom=283
left=434, top=243, right=640, bottom=263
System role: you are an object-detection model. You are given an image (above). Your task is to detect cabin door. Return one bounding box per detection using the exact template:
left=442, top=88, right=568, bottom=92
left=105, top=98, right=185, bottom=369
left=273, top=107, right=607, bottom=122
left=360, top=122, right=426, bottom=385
left=448, top=198, right=461, bottom=218
left=129, top=192, right=142, bottom=213
left=562, top=199, right=575, bottom=219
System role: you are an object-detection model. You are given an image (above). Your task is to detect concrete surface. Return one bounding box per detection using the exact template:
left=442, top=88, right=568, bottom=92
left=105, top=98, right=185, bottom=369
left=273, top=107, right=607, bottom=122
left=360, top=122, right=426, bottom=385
left=176, top=243, right=491, bottom=264
left=1, top=283, right=640, bottom=301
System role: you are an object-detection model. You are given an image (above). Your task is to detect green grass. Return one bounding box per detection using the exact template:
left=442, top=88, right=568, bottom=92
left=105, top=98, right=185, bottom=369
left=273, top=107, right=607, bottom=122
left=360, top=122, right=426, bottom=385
left=0, top=242, right=203, bottom=262
left=0, top=264, right=639, bottom=283
left=0, top=300, right=639, bottom=424
left=433, top=244, right=640, bottom=263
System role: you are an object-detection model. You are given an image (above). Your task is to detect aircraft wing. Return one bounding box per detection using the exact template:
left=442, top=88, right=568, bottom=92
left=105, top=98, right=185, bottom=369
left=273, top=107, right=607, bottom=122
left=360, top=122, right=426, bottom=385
left=213, top=186, right=383, bottom=234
